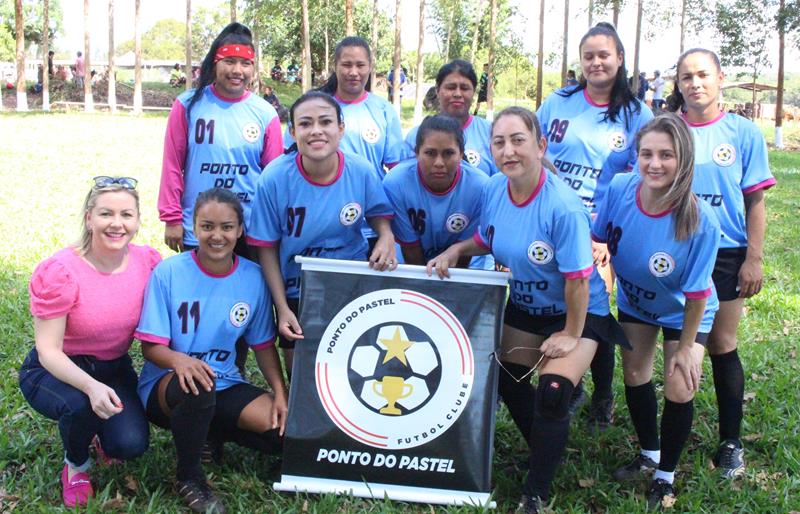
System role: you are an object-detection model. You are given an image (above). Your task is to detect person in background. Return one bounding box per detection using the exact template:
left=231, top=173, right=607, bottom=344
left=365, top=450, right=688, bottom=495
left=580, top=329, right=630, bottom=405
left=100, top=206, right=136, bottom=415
left=566, top=69, right=579, bottom=87
left=650, top=70, right=666, bottom=112
left=74, top=51, right=85, bottom=88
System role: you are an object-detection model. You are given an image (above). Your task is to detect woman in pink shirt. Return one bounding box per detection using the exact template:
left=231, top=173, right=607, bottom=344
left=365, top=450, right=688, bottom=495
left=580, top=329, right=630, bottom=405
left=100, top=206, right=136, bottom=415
left=18, top=177, right=161, bottom=508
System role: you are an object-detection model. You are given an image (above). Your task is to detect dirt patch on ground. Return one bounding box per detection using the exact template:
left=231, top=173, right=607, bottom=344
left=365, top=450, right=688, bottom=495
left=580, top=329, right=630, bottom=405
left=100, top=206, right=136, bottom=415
left=2, top=78, right=179, bottom=111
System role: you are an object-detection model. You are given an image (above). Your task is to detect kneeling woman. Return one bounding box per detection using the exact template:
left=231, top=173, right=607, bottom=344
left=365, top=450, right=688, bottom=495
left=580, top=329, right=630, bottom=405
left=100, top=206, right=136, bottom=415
left=384, top=115, right=488, bottom=266
left=593, top=114, right=720, bottom=508
left=19, top=177, right=159, bottom=508
left=136, top=189, right=287, bottom=514
left=248, top=91, right=396, bottom=373
left=427, top=107, right=627, bottom=513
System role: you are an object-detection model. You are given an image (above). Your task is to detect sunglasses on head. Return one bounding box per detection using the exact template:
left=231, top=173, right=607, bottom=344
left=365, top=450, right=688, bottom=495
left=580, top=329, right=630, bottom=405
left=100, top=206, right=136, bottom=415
left=92, top=176, right=138, bottom=190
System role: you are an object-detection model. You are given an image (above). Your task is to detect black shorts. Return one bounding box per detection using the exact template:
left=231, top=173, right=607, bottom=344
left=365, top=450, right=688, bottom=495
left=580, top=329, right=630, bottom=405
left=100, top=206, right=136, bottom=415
left=146, top=380, right=266, bottom=434
left=503, top=301, right=631, bottom=350
left=277, top=297, right=300, bottom=350
left=712, top=247, right=747, bottom=301
left=618, top=310, right=709, bottom=346
left=477, top=90, right=488, bottom=102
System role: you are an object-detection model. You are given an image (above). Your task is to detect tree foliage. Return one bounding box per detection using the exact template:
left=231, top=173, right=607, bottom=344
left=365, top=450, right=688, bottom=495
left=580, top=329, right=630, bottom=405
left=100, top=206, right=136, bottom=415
left=715, top=0, right=774, bottom=80
left=0, top=0, right=62, bottom=55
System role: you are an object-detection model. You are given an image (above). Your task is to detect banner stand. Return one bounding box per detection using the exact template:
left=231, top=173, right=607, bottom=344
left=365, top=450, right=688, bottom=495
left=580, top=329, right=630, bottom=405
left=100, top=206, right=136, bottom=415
left=273, top=475, right=496, bottom=508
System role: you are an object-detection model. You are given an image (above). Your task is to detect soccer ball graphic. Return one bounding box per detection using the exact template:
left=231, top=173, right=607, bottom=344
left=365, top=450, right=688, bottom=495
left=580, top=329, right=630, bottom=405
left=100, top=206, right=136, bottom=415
left=348, top=323, right=442, bottom=416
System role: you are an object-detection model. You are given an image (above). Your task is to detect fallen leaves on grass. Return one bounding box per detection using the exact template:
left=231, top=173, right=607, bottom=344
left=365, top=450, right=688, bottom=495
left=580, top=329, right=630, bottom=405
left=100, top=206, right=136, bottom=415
left=742, top=433, right=763, bottom=442
left=101, top=491, right=126, bottom=510
left=753, top=470, right=784, bottom=491
left=124, top=475, right=138, bottom=492
left=578, top=477, right=595, bottom=488
left=661, top=495, right=676, bottom=509
left=302, top=499, right=309, bottom=512
left=743, top=392, right=757, bottom=402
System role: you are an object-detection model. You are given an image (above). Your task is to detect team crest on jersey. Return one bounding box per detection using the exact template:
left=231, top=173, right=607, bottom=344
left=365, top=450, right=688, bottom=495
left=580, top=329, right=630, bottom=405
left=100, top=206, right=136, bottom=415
left=607, top=131, right=627, bottom=152
left=445, top=213, right=469, bottom=233
left=241, top=122, right=261, bottom=143
left=229, top=302, right=251, bottom=327
left=339, top=202, right=363, bottom=226
left=648, top=252, right=675, bottom=277
left=361, top=120, right=381, bottom=144
left=712, top=143, right=736, bottom=167
left=527, top=241, right=554, bottom=265
left=315, top=289, right=474, bottom=449
left=465, top=149, right=481, bottom=166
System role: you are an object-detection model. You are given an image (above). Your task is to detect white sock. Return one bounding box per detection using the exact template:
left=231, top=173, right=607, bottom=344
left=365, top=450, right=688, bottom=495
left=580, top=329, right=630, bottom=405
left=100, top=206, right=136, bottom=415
left=641, top=449, right=661, bottom=463
left=654, top=469, right=675, bottom=483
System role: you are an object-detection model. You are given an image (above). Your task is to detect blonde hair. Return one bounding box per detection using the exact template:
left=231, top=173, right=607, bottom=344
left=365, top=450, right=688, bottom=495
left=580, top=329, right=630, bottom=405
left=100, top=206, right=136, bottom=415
left=636, top=113, right=699, bottom=241
left=77, top=185, right=140, bottom=255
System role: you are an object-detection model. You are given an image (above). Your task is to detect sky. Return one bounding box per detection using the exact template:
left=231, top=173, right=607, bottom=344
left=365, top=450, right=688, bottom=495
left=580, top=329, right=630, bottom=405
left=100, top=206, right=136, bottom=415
left=58, top=0, right=798, bottom=75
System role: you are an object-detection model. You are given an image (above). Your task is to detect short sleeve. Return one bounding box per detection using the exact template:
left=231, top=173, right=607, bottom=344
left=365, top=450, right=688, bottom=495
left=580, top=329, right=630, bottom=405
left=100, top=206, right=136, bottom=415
left=144, top=246, right=163, bottom=270
left=402, top=127, right=417, bottom=161
left=739, top=121, right=775, bottom=194
left=382, top=106, right=405, bottom=166
left=383, top=176, right=418, bottom=245
left=680, top=211, right=721, bottom=298
left=245, top=283, right=277, bottom=350
left=536, top=96, right=552, bottom=139
left=475, top=187, right=492, bottom=250
left=29, top=257, right=78, bottom=319
left=247, top=165, right=284, bottom=247
left=592, top=177, right=619, bottom=242
left=552, top=208, right=594, bottom=277
left=134, top=267, right=173, bottom=346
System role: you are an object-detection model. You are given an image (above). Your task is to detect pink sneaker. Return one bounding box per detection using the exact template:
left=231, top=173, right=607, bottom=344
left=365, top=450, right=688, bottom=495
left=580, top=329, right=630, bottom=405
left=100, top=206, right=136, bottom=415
left=61, top=465, right=94, bottom=507
left=92, top=435, right=120, bottom=465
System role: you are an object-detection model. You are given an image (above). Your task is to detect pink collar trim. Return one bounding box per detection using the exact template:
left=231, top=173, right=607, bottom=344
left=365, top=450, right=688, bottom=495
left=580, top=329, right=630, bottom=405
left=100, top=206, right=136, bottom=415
left=296, top=150, right=345, bottom=186
left=462, top=115, right=474, bottom=129
left=191, top=249, right=239, bottom=277
left=210, top=84, right=250, bottom=103
left=418, top=163, right=462, bottom=196
left=334, top=90, right=368, bottom=104
left=681, top=111, right=725, bottom=127
left=508, top=168, right=546, bottom=207
left=583, top=88, right=609, bottom=108
left=636, top=184, right=673, bottom=218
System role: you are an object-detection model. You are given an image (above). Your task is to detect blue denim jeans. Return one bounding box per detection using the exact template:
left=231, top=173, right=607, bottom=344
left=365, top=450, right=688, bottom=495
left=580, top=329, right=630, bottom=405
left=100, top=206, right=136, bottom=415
left=19, top=348, right=149, bottom=468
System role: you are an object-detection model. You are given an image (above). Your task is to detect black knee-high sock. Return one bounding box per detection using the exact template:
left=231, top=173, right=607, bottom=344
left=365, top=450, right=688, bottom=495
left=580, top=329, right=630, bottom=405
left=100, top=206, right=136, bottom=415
left=165, top=382, right=216, bottom=482
left=524, top=375, right=574, bottom=500
left=659, top=399, right=694, bottom=472
left=498, top=362, right=536, bottom=445
left=225, top=427, right=282, bottom=455
left=710, top=349, right=744, bottom=442
left=590, top=340, right=615, bottom=400
left=625, top=382, right=660, bottom=451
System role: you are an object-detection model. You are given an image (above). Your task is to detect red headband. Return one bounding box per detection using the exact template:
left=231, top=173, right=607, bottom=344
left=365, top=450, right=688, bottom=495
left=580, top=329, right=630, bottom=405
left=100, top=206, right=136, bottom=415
left=214, top=44, right=255, bottom=63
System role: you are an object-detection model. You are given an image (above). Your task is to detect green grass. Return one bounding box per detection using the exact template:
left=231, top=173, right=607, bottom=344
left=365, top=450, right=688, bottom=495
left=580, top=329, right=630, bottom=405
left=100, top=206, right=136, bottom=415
left=1, top=114, right=799, bottom=513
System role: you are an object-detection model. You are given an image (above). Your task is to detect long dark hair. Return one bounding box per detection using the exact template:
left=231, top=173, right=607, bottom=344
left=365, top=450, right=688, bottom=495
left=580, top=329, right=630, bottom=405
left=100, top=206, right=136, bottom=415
left=665, top=48, right=722, bottom=113
left=435, top=59, right=478, bottom=90
left=186, top=22, right=254, bottom=117
left=414, top=115, right=465, bottom=155
left=318, top=36, right=373, bottom=95
left=284, top=91, right=344, bottom=154
left=559, top=22, right=641, bottom=129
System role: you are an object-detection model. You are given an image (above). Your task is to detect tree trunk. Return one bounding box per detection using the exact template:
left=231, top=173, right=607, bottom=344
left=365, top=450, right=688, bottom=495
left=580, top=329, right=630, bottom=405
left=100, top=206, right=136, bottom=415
left=775, top=0, right=785, bottom=148
left=345, top=0, right=354, bottom=36
left=84, top=0, right=94, bottom=112
left=469, top=0, right=484, bottom=64
left=15, top=0, right=27, bottom=111
left=108, top=0, right=116, bottom=114
left=487, top=0, right=497, bottom=119
left=679, top=0, right=686, bottom=54
left=612, top=0, right=620, bottom=27
left=323, top=0, right=330, bottom=79
left=536, top=0, right=545, bottom=108
left=370, top=0, right=379, bottom=90
left=43, top=0, right=50, bottom=111
left=392, top=0, right=402, bottom=114
left=230, top=0, right=236, bottom=22
left=751, top=71, right=757, bottom=120
left=133, top=0, right=142, bottom=114
left=413, top=0, right=426, bottom=124
left=561, top=0, right=569, bottom=87
left=632, top=0, right=642, bottom=95
left=588, top=0, right=593, bottom=27
left=186, top=0, right=192, bottom=91
left=300, top=0, right=312, bottom=92
left=444, top=6, right=454, bottom=60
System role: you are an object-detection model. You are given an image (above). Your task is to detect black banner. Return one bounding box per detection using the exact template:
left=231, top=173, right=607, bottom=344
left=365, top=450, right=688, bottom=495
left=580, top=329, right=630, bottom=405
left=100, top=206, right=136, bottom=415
left=274, top=259, right=507, bottom=506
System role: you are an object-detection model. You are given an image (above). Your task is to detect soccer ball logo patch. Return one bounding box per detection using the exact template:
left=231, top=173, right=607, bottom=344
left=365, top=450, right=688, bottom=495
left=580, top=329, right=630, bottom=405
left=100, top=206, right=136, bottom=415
left=607, top=131, right=627, bottom=152
left=527, top=241, right=554, bottom=265
left=339, top=202, right=362, bottom=226
left=241, top=122, right=261, bottom=143
left=315, top=289, right=474, bottom=449
left=361, top=121, right=381, bottom=144
left=229, top=302, right=251, bottom=327
left=712, top=143, right=736, bottom=167
left=445, top=213, right=469, bottom=233
left=465, top=149, right=481, bottom=166
left=648, top=252, right=675, bottom=277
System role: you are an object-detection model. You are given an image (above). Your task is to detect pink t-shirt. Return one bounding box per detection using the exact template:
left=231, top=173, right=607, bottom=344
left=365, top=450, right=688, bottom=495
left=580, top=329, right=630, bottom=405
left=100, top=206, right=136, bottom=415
left=75, top=56, right=85, bottom=77
left=29, top=244, right=161, bottom=360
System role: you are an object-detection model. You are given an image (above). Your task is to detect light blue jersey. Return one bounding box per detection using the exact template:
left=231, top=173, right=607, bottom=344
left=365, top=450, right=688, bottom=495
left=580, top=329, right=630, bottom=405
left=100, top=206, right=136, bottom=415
left=403, top=115, right=499, bottom=176
left=135, top=251, right=276, bottom=405
left=383, top=159, right=488, bottom=263
left=247, top=150, right=393, bottom=298
left=592, top=173, right=720, bottom=331
left=685, top=112, right=775, bottom=249
left=476, top=170, right=609, bottom=316
left=537, top=87, right=654, bottom=213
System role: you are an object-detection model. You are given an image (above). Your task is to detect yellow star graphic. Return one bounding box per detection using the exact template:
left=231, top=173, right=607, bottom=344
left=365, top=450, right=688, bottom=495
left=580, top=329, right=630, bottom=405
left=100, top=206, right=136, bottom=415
left=380, top=327, right=414, bottom=366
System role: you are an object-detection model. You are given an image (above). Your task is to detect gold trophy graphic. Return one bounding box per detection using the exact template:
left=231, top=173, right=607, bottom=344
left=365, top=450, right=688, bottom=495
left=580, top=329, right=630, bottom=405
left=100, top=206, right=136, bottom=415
left=372, top=376, right=413, bottom=415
